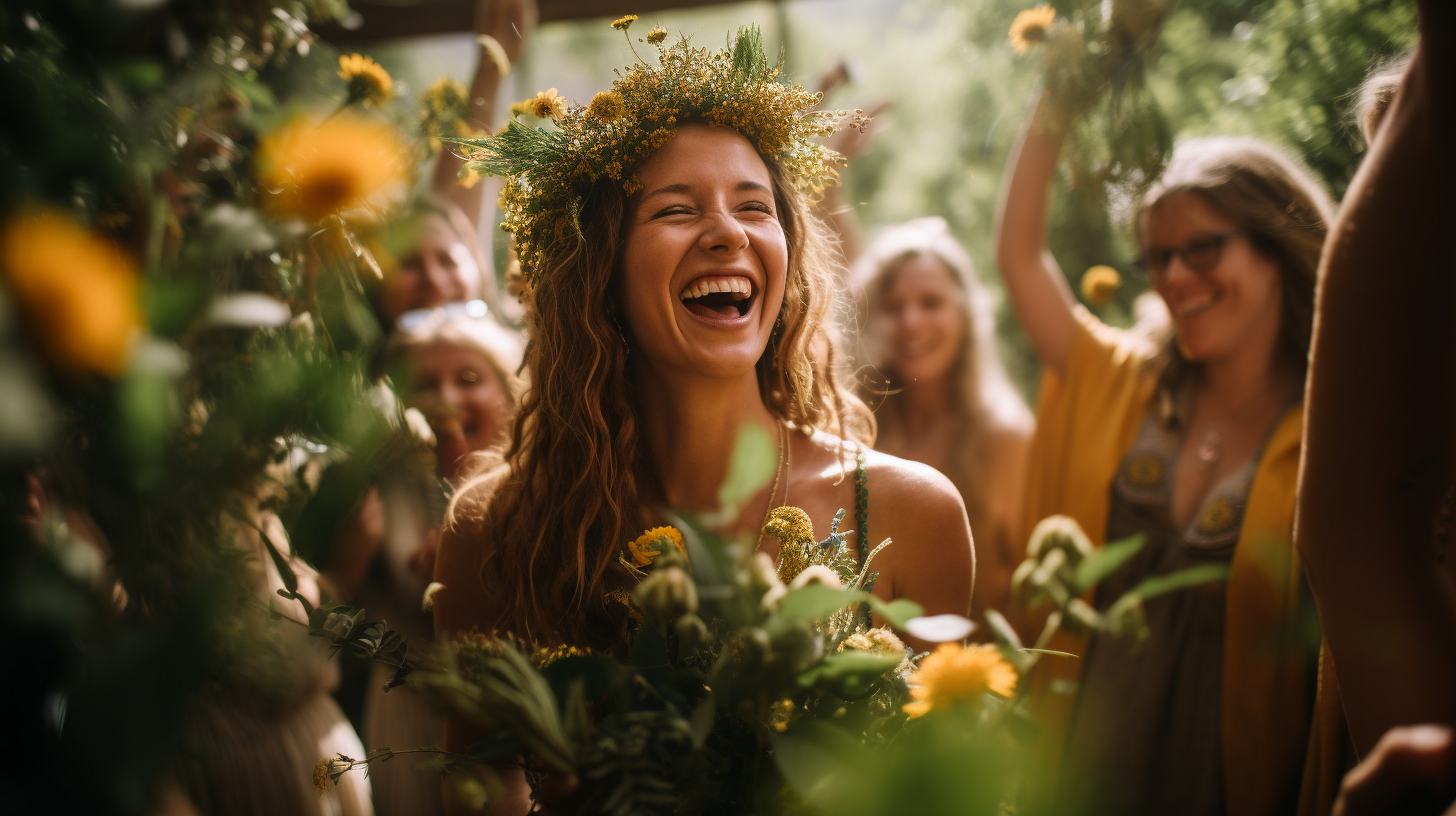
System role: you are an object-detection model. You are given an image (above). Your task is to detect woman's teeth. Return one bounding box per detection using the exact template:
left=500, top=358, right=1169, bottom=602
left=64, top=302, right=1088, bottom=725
left=679, top=276, right=753, bottom=319
left=1175, top=296, right=1216, bottom=318
left=679, top=276, right=752, bottom=301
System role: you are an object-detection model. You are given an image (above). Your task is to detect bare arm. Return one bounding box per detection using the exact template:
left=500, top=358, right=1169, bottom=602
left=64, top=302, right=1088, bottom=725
left=994, top=93, right=1079, bottom=377
left=868, top=455, right=975, bottom=651
left=1296, top=3, right=1456, bottom=755
left=430, top=0, right=535, bottom=227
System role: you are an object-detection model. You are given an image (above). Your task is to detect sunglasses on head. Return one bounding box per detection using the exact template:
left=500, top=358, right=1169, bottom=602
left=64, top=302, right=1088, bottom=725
left=395, top=299, right=490, bottom=333
left=1133, top=230, right=1247, bottom=277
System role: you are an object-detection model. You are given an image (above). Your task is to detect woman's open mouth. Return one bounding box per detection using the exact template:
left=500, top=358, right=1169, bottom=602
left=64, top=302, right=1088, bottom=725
left=678, top=274, right=755, bottom=323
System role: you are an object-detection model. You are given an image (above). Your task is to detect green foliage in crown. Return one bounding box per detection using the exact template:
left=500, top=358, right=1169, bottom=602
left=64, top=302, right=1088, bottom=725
left=448, top=23, right=868, bottom=287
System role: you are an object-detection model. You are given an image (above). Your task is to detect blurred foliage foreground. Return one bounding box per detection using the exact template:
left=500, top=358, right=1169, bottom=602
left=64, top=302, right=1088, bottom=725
left=0, top=0, right=1328, bottom=813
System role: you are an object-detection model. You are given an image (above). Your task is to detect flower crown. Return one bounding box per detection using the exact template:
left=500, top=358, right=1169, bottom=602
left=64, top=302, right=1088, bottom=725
left=449, top=21, right=868, bottom=287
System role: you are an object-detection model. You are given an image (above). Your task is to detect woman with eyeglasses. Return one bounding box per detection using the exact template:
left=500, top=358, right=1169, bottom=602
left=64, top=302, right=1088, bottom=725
left=994, top=94, right=1334, bottom=816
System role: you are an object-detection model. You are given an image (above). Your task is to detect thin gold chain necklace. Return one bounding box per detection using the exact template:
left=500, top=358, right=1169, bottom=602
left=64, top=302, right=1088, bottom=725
left=754, top=422, right=789, bottom=552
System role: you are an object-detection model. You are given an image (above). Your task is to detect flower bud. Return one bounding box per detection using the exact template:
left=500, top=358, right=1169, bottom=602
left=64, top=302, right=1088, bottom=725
left=1060, top=598, right=1103, bottom=637
left=675, top=613, right=709, bottom=648
left=635, top=565, right=697, bottom=622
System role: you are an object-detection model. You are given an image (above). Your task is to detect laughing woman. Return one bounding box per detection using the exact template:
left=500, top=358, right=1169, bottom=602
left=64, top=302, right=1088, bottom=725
left=430, top=26, right=974, bottom=815
left=996, top=94, right=1334, bottom=816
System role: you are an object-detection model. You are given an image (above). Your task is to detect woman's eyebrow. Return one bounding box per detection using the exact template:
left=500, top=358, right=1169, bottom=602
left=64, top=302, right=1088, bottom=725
left=640, top=182, right=693, bottom=202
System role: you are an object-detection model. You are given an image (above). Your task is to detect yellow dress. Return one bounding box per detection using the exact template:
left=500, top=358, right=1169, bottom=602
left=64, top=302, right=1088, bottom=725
left=1019, top=307, right=1339, bottom=816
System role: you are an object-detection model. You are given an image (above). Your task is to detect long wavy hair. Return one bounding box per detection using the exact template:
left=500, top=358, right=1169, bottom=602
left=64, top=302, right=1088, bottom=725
left=1136, top=137, right=1334, bottom=426
left=451, top=142, right=872, bottom=649
left=851, top=217, right=1031, bottom=535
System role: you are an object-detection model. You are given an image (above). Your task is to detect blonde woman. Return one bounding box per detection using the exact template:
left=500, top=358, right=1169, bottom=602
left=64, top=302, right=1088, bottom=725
left=854, top=217, right=1032, bottom=630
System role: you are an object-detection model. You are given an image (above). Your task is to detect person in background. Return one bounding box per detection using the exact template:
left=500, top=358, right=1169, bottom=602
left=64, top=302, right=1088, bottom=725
left=371, top=0, right=538, bottom=330
left=853, top=218, right=1032, bottom=631
left=1295, top=0, right=1456, bottom=802
left=326, top=310, right=524, bottom=816
left=996, top=90, right=1335, bottom=815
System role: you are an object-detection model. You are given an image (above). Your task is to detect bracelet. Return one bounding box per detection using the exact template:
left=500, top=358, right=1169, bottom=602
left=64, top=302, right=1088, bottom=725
left=476, top=33, right=511, bottom=78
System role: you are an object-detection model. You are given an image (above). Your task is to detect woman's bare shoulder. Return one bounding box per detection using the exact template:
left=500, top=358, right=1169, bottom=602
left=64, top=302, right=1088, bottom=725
left=861, top=448, right=970, bottom=530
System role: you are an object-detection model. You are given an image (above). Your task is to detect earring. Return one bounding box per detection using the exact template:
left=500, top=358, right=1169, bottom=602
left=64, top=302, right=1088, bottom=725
left=611, top=313, right=630, bottom=356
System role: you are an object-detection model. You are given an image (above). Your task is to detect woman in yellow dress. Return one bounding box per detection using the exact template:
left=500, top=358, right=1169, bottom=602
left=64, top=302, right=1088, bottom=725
left=996, top=93, right=1333, bottom=815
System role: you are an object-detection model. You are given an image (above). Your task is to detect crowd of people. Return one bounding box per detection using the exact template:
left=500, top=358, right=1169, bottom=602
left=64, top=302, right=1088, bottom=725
left=22, top=0, right=1451, bottom=814
left=320, top=1, right=1453, bottom=814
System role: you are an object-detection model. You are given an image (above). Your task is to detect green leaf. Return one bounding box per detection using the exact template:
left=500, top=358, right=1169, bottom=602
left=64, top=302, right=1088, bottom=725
left=984, top=609, right=1024, bottom=651
left=866, top=597, right=924, bottom=629
left=1019, top=648, right=1078, bottom=659
left=1073, top=534, right=1146, bottom=593
left=772, top=722, right=876, bottom=815
left=716, top=422, right=777, bottom=513
left=796, top=649, right=902, bottom=694
left=776, top=583, right=863, bottom=624
left=1126, top=563, right=1230, bottom=601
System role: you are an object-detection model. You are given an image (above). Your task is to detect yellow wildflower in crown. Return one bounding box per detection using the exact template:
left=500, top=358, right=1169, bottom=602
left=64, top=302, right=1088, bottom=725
left=903, top=643, right=1018, bottom=718
left=448, top=24, right=868, bottom=287
left=627, top=526, right=686, bottom=567
left=338, top=53, right=394, bottom=105
left=1009, top=5, right=1058, bottom=54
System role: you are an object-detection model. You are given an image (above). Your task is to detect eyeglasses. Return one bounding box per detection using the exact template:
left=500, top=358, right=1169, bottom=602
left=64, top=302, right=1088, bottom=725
left=1134, top=231, right=1247, bottom=277
left=395, top=299, right=489, bottom=333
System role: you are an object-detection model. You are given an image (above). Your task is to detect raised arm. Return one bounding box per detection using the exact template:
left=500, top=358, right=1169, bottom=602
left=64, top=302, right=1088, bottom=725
left=994, top=94, right=1079, bottom=377
left=1295, top=1, right=1456, bottom=756
left=430, top=0, right=535, bottom=227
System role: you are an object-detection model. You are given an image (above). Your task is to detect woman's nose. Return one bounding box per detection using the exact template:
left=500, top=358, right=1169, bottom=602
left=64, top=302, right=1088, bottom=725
left=697, top=211, right=750, bottom=253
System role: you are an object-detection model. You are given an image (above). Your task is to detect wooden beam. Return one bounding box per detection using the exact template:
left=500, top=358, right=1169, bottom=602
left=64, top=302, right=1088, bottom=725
left=316, top=0, right=742, bottom=44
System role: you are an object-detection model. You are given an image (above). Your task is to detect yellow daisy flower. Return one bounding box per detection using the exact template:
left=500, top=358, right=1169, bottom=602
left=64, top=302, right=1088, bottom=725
left=1, top=210, right=143, bottom=376
left=588, top=91, right=626, bottom=123
left=903, top=643, right=1018, bottom=718
left=646, top=26, right=668, bottom=45
left=1081, top=264, right=1122, bottom=305
left=338, top=53, right=394, bottom=106
left=627, top=526, right=685, bottom=567
left=529, top=87, right=568, bottom=120
left=611, top=14, right=638, bottom=31
left=1009, top=5, right=1058, bottom=54
left=256, top=114, right=408, bottom=223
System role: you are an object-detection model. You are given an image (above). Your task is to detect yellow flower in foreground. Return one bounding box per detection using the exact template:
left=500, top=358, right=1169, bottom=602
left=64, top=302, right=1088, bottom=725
left=528, top=88, right=569, bottom=120
left=1009, top=5, right=1058, bottom=54
left=338, top=53, right=394, bottom=105
left=256, top=114, right=407, bottom=223
left=628, top=526, right=685, bottom=567
left=509, top=99, right=533, bottom=118
left=903, top=643, right=1017, bottom=718
left=611, top=14, right=638, bottom=31
left=1, top=210, right=143, bottom=376
left=1080, top=265, right=1122, bottom=306
left=588, top=91, right=626, bottom=123
left=646, top=26, right=668, bottom=45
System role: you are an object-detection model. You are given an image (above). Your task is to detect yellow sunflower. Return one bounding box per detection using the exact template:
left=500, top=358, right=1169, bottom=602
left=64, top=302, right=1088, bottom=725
left=903, top=643, right=1018, bottom=718
left=627, top=526, right=686, bottom=567
left=588, top=90, right=626, bottom=123
left=256, top=114, right=408, bottom=223
left=1081, top=264, right=1122, bottom=305
left=1, top=210, right=143, bottom=376
left=338, top=53, right=394, bottom=106
left=1009, top=5, right=1058, bottom=54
